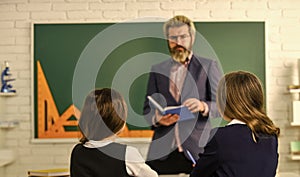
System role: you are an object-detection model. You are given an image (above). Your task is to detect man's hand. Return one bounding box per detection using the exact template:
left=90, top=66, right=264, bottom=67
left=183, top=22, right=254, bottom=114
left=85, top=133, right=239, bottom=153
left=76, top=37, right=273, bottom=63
left=155, top=110, right=179, bottom=126
left=183, top=98, right=205, bottom=113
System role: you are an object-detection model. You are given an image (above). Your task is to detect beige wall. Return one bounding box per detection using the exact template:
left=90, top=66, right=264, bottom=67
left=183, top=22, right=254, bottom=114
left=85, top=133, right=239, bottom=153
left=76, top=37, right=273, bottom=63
left=0, top=0, right=300, bottom=176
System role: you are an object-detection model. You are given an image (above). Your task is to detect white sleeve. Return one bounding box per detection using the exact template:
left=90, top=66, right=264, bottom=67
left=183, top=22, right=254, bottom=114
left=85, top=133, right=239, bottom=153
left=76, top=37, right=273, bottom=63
left=125, top=146, right=158, bottom=177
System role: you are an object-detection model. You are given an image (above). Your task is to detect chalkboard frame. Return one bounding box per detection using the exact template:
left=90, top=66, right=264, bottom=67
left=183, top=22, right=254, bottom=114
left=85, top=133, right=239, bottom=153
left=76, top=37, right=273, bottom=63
left=31, top=21, right=265, bottom=143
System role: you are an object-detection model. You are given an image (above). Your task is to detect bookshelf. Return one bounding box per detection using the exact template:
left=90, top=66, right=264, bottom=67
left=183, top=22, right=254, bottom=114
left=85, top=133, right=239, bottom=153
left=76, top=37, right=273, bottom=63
left=290, top=155, right=300, bottom=161
left=287, top=85, right=300, bottom=126
left=287, top=86, right=300, bottom=161
left=0, top=92, right=16, bottom=97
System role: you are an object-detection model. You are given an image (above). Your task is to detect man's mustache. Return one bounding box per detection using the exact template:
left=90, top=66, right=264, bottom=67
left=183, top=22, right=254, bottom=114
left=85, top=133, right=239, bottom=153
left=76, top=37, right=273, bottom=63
left=174, top=45, right=187, bottom=51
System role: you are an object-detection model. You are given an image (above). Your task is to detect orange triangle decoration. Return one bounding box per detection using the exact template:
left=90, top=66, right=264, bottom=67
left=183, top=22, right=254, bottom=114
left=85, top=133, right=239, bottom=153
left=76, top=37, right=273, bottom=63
left=36, top=60, right=152, bottom=138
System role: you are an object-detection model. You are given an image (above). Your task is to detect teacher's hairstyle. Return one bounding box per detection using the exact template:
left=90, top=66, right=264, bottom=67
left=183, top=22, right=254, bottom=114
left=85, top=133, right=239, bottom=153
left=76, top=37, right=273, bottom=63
left=217, top=71, right=280, bottom=142
left=163, top=15, right=196, bottom=39
left=79, top=88, right=127, bottom=143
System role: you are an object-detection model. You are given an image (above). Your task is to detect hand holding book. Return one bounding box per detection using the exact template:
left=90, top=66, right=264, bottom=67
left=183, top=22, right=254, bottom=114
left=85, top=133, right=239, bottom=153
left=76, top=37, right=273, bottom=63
left=155, top=111, right=179, bottom=126
left=148, top=96, right=195, bottom=121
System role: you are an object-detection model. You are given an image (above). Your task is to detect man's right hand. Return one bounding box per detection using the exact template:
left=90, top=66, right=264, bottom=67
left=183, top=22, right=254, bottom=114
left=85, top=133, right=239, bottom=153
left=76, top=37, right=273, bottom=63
left=155, top=110, right=179, bottom=126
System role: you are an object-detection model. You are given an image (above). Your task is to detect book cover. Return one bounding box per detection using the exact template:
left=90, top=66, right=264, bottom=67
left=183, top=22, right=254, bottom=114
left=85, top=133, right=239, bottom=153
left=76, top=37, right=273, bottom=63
left=147, top=96, right=195, bottom=121
left=28, top=168, right=70, bottom=177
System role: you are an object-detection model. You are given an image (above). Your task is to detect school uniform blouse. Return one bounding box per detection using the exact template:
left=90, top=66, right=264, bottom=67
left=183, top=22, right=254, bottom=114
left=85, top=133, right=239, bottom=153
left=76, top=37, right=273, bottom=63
left=71, top=139, right=158, bottom=177
left=190, top=119, right=279, bottom=177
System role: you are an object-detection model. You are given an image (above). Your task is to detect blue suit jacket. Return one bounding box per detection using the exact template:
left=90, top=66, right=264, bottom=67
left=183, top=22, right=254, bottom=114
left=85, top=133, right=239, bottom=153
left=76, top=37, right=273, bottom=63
left=143, top=55, right=222, bottom=161
left=190, top=124, right=279, bottom=177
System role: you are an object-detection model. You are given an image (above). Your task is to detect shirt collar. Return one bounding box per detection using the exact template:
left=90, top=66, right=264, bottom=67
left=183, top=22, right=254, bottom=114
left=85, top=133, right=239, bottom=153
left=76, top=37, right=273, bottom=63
left=83, top=139, right=113, bottom=148
left=187, top=51, right=193, bottom=60
left=227, top=119, right=246, bottom=126
left=185, top=52, right=193, bottom=65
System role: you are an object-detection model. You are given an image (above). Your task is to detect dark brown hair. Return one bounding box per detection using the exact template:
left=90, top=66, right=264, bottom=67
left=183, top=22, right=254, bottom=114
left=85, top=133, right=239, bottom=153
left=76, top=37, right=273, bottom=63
left=79, top=88, right=127, bottom=143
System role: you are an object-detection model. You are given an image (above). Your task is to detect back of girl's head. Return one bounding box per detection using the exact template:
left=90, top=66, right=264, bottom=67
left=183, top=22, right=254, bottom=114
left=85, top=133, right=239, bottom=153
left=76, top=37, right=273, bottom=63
left=217, top=71, right=264, bottom=119
left=217, top=71, right=280, bottom=137
left=78, top=88, right=127, bottom=143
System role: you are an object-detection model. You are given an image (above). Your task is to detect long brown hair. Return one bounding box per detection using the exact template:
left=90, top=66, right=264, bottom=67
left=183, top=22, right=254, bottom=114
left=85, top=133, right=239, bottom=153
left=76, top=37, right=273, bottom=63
left=78, top=88, right=127, bottom=143
left=217, top=71, right=280, bottom=141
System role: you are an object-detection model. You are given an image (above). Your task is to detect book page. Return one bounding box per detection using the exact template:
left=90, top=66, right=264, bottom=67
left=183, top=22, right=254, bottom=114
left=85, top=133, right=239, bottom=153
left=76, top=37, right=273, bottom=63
left=147, top=96, right=164, bottom=113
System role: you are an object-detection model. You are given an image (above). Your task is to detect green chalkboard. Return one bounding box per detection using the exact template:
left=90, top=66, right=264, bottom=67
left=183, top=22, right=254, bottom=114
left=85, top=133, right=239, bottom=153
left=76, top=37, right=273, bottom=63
left=33, top=22, right=265, bottom=137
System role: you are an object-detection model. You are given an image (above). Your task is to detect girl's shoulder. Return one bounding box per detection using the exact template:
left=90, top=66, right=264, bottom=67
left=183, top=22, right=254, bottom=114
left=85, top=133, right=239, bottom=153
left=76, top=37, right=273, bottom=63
left=212, top=124, right=249, bottom=137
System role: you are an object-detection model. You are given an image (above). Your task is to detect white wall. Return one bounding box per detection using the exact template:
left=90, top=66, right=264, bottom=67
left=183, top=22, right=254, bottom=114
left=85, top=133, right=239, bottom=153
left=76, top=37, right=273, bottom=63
left=0, top=0, right=299, bottom=176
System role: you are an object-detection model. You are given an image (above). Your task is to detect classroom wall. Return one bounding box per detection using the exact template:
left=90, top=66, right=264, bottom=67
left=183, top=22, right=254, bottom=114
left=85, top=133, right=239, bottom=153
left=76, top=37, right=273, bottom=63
left=0, top=0, right=299, bottom=176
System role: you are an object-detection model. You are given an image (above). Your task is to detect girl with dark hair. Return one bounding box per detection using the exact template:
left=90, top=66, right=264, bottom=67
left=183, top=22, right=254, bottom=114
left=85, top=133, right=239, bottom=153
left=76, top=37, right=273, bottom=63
left=71, top=88, right=158, bottom=177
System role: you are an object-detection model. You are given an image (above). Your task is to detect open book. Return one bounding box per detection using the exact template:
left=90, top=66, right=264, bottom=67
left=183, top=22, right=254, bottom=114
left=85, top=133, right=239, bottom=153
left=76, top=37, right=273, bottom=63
left=147, top=96, right=195, bottom=121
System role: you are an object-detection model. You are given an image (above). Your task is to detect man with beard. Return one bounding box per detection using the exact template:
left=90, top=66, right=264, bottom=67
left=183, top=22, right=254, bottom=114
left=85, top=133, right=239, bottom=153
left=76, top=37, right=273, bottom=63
left=143, top=15, right=222, bottom=175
